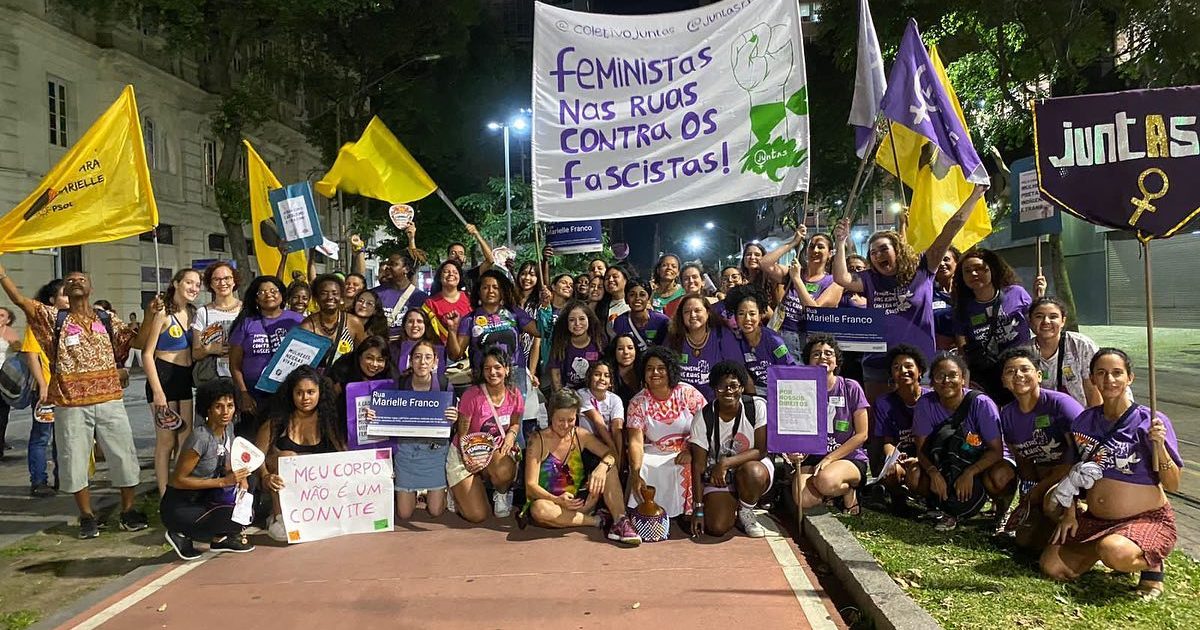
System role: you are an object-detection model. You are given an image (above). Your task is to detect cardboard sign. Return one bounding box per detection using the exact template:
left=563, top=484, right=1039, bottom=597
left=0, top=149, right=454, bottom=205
left=256, top=327, right=332, bottom=394
left=1009, top=156, right=1061, bottom=241
left=277, top=449, right=395, bottom=544
left=344, top=379, right=397, bottom=451
left=268, top=181, right=324, bottom=253
left=766, top=365, right=828, bottom=454
left=366, top=389, right=455, bottom=439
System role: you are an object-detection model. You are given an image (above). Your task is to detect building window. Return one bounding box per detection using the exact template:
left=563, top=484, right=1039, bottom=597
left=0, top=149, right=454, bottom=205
left=203, top=139, right=217, bottom=186
left=208, top=233, right=227, bottom=252
left=143, top=117, right=156, bottom=169
left=60, top=245, right=82, bottom=274
left=48, top=78, right=67, bottom=147
left=140, top=224, right=174, bottom=245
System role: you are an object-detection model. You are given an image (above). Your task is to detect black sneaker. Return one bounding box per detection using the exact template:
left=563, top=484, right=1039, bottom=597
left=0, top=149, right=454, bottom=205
left=79, top=515, right=100, bottom=539
left=30, top=484, right=55, bottom=498
left=210, top=534, right=255, bottom=554
left=119, top=509, right=149, bottom=532
left=165, top=530, right=201, bottom=561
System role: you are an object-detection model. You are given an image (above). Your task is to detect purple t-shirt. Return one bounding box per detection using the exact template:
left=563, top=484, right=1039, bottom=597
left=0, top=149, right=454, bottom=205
left=372, top=284, right=429, bottom=339
left=932, top=288, right=954, bottom=339
left=873, top=387, right=931, bottom=451
left=781, top=275, right=835, bottom=333
left=710, top=301, right=737, bottom=330
left=825, top=376, right=870, bottom=461
left=1071, top=405, right=1182, bottom=486
left=718, top=327, right=795, bottom=389
left=913, top=390, right=1004, bottom=456
left=858, top=256, right=935, bottom=369
left=1000, top=389, right=1084, bottom=466
left=955, top=285, right=1032, bottom=357
left=554, top=342, right=602, bottom=390
left=456, top=306, right=535, bottom=372
left=229, top=311, right=304, bottom=389
left=612, top=311, right=670, bottom=352
left=675, top=327, right=726, bottom=401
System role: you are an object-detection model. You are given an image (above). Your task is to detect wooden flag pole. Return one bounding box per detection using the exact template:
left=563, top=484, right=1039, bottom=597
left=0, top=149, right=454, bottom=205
left=434, top=188, right=470, bottom=228
left=153, top=228, right=162, bottom=295
left=1143, top=240, right=1160, bottom=471
left=886, top=120, right=910, bottom=211
left=1036, top=235, right=1043, bottom=277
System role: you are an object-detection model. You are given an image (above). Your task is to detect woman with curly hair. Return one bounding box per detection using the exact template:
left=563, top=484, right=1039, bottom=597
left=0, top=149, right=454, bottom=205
left=778, top=226, right=844, bottom=358
left=229, top=276, right=303, bottom=430
left=953, top=248, right=1032, bottom=406
left=832, top=184, right=987, bottom=401
left=422, top=259, right=472, bottom=343
left=448, top=270, right=540, bottom=392
left=649, top=254, right=685, bottom=317
left=666, top=294, right=726, bottom=401
left=719, top=284, right=795, bottom=394
left=256, top=365, right=346, bottom=541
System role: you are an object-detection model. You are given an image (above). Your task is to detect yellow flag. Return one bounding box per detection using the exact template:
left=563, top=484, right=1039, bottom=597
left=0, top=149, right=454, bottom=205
left=876, top=47, right=990, bottom=253
left=244, top=140, right=307, bottom=280
left=314, top=116, right=437, bottom=204
left=0, top=85, right=158, bottom=252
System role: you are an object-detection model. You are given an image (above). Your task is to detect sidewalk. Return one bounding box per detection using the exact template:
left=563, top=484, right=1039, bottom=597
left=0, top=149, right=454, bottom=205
left=46, top=514, right=845, bottom=630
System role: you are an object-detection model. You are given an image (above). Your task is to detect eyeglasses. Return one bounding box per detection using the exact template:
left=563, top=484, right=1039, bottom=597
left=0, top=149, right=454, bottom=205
left=933, top=373, right=962, bottom=383
left=257, top=288, right=281, bottom=297
left=211, top=276, right=235, bottom=284
left=645, top=365, right=668, bottom=374
left=716, top=382, right=743, bottom=393
left=809, top=349, right=837, bottom=359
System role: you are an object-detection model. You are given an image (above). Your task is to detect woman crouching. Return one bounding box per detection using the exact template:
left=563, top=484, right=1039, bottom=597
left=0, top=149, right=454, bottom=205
left=1041, top=348, right=1182, bottom=599
left=520, top=389, right=641, bottom=545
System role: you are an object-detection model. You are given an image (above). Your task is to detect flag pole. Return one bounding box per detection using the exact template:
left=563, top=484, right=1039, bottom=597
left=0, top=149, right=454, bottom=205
left=433, top=188, right=470, bottom=228
left=1036, top=236, right=1043, bottom=277
left=886, top=120, right=910, bottom=211
left=1143, top=239, right=1160, bottom=471
left=153, top=228, right=162, bottom=295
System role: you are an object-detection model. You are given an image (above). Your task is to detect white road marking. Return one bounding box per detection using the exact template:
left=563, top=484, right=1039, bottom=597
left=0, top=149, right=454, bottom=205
left=70, top=556, right=210, bottom=630
left=764, top=516, right=838, bottom=630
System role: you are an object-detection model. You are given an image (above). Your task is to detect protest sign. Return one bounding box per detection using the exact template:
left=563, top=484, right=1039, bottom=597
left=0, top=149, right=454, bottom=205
left=532, top=0, right=809, bottom=221
left=345, top=379, right=397, bottom=451
left=366, top=389, right=455, bottom=439
left=1009, top=156, right=1061, bottom=241
left=256, top=327, right=332, bottom=394
left=1033, top=86, right=1200, bottom=241
left=545, top=220, right=603, bottom=254
left=268, top=182, right=324, bottom=253
left=766, top=365, right=827, bottom=454
left=277, top=449, right=394, bottom=544
left=804, top=307, right=886, bottom=352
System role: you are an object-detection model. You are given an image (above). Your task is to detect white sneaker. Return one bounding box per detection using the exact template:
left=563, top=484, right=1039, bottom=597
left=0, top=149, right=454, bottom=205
left=267, top=516, right=288, bottom=542
left=446, top=489, right=457, bottom=514
left=493, top=491, right=513, bottom=518
left=738, top=505, right=767, bottom=538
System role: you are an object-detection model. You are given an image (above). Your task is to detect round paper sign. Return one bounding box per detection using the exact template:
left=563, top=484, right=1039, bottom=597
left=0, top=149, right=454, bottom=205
left=389, top=204, right=415, bottom=230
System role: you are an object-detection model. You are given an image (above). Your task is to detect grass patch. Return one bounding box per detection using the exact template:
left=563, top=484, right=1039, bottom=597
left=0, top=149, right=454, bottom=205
left=840, top=509, right=1200, bottom=630
left=0, top=543, right=43, bottom=559
left=1, top=610, right=39, bottom=630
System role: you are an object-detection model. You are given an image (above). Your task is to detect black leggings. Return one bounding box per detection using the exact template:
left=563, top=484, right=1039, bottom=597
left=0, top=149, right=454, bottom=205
left=160, top=485, right=242, bottom=541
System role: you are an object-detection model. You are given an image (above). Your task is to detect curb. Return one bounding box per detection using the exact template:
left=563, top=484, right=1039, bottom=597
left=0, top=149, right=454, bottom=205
left=801, top=512, right=941, bottom=630
left=30, top=556, right=172, bottom=630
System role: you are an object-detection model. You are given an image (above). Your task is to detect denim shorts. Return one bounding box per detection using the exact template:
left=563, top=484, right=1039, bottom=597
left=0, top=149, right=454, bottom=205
left=393, top=439, right=450, bottom=492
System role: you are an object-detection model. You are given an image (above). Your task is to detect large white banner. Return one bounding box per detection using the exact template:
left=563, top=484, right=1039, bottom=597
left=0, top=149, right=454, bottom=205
left=532, top=0, right=809, bottom=221
left=277, top=449, right=395, bottom=544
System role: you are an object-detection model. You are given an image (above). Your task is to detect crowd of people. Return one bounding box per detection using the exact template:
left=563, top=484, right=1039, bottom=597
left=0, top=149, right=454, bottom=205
left=0, top=187, right=1181, bottom=598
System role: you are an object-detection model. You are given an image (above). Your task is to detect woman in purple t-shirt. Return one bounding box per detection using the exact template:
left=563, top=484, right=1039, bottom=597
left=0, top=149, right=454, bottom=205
left=779, top=228, right=844, bottom=359
left=228, top=275, right=303, bottom=425
left=953, top=249, right=1032, bottom=406
left=790, top=335, right=870, bottom=516
left=666, top=294, right=725, bottom=401
left=718, top=284, right=795, bottom=394
left=448, top=270, right=540, bottom=392
left=874, top=344, right=931, bottom=512
left=1042, top=348, right=1182, bottom=599
left=832, top=184, right=987, bottom=403
left=548, top=300, right=606, bottom=391
left=913, top=353, right=1015, bottom=532
left=997, top=347, right=1083, bottom=547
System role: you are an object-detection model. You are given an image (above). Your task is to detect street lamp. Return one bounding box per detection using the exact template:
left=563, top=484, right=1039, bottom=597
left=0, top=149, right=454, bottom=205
left=487, top=112, right=531, bottom=248
left=704, top=221, right=744, bottom=254
left=686, top=235, right=705, bottom=253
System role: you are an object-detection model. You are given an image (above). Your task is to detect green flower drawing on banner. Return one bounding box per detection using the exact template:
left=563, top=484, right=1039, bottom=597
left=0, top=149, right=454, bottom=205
left=732, top=23, right=808, bottom=182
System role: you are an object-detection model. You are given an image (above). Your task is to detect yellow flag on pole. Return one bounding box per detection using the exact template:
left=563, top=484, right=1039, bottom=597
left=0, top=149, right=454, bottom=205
left=314, top=116, right=437, bottom=204
left=244, top=140, right=307, bottom=279
left=876, top=47, right=991, bottom=252
left=0, top=85, right=158, bottom=252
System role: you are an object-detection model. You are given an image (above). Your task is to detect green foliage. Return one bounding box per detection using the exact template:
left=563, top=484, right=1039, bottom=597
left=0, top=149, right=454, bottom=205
left=0, top=610, right=39, bottom=630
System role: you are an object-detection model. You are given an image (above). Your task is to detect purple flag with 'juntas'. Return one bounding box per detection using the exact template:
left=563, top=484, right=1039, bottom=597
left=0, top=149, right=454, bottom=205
left=880, top=19, right=987, bottom=184
left=1033, top=86, right=1200, bottom=242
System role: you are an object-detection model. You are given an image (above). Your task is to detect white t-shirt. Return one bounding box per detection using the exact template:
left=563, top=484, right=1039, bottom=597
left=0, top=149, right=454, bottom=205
left=1030, top=331, right=1134, bottom=406
left=688, top=397, right=767, bottom=466
left=192, top=304, right=240, bottom=377
left=577, top=389, right=624, bottom=435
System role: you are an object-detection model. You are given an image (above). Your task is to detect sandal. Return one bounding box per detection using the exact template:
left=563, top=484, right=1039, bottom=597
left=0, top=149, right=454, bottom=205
left=1137, top=569, right=1165, bottom=601
left=843, top=490, right=861, bottom=517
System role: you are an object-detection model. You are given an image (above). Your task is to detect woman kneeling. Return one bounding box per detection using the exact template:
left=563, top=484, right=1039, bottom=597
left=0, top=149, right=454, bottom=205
left=1041, top=348, right=1182, bottom=599
left=689, top=361, right=772, bottom=538
left=521, top=390, right=641, bottom=545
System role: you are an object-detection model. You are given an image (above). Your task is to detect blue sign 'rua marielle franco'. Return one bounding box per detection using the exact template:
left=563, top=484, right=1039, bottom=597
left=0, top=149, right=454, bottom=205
left=531, top=0, right=809, bottom=221
left=545, top=220, right=603, bottom=255
left=1033, top=87, right=1200, bottom=241
left=366, top=390, right=454, bottom=439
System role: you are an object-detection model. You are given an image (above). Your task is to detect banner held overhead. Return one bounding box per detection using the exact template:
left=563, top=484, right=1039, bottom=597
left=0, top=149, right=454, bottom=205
left=532, top=0, right=809, bottom=222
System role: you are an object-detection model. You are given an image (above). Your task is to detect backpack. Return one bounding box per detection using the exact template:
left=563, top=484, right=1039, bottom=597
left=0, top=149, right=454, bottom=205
left=0, top=352, right=35, bottom=409
left=50, top=308, right=119, bottom=374
left=921, top=390, right=987, bottom=517
left=701, top=395, right=759, bottom=467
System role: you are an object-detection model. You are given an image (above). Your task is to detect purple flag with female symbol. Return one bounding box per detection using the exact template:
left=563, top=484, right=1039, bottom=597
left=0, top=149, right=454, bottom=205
left=880, top=19, right=988, bottom=184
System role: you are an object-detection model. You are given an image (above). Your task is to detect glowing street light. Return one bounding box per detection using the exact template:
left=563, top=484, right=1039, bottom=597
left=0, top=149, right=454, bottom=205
left=686, top=235, right=705, bottom=253
left=486, top=111, right=532, bottom=247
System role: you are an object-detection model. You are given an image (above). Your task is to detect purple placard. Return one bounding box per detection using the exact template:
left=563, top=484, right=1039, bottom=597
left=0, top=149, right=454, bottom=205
left=344, top=379, right=396, bottom=451
left=766, top=365, right=828, bottom=454
left=394, top=340, right=447, bottom=378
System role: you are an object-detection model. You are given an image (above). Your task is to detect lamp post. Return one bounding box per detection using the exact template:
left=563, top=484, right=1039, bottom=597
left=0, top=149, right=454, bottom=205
left=487, top=113, right=530, bottom=249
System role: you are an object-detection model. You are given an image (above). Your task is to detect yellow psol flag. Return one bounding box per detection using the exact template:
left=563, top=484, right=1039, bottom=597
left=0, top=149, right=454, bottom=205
left=314, top=116, right=437, bottom=204
left=876, top=47, right=991, bottom=253
left=0, top=85, right=158, bottom=252
left=244, top=140, right=307, bottom=280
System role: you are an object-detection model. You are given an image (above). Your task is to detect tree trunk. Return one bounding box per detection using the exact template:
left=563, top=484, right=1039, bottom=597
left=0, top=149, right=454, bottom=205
left=1047, top=233, right=1080, bottom=332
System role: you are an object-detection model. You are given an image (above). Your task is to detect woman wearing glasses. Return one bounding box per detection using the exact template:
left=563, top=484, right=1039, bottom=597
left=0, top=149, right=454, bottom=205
left=229, top=276, right=304, bottom=433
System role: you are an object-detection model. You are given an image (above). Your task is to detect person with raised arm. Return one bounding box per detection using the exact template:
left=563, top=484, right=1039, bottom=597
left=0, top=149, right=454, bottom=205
left=778, top=228, right=844, bottom=359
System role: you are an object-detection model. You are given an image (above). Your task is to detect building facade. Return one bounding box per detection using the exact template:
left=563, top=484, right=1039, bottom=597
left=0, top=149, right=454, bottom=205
left=0, top=0, right=330, bottom=326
